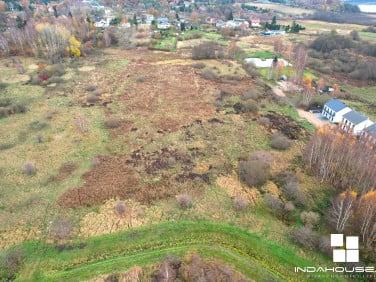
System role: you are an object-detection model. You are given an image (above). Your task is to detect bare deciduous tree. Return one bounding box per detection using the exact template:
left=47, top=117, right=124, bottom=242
left=329, top=191, right=357, bottom=232
left=356, top=191, right=376, bottom=247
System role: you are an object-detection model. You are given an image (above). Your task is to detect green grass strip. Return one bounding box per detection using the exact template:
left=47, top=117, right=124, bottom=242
left=11, top=221, right=343, bottom=281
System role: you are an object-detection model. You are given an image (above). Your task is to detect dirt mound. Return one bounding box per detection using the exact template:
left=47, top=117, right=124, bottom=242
left=264, top=111, right=306, bottom=140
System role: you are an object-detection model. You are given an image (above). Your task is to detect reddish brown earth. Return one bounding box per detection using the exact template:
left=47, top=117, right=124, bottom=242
left=58, top=48, right=257, bottom=208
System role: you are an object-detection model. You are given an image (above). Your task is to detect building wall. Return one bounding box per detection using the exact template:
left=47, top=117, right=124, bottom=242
left=322, top=106, right=351, bottom=123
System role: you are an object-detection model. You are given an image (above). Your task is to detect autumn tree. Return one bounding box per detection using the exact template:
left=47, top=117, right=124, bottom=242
left=274, top=38, right=284, bottom=55
left=0, top=1, right=7, bottom=12
left=36, top=23, right=70, bottom=63
left=355, top=191, right=376, bottom=248
left=292, top=44, right=307, bottom=84
left=301, top=76, right=315, bottom=106
left=317, top=77, right=325, bottom=93
left=190, top=11, right=199, bottom=27
left=329, top=190, right=357, bottom=232
left=0, top=32, right=9, bottom=55
left=303, top=127, right=376, bottom=194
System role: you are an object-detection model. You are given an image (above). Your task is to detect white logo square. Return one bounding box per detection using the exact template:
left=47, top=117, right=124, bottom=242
left=333, top=249, right=346, bottom=262
left=346, top=236, right=358, bottom=250
left=331, top=234, right=343, bottom=247
left=346, top=250, right=359, bottom=262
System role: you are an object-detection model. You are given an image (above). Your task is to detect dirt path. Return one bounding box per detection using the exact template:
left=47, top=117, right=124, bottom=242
left=296, top=109, right=325, bottom=128
left=272, top=86, right=326, bottom=128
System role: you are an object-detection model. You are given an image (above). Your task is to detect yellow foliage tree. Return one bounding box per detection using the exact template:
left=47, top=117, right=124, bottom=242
left=66, top=35, right=81, bottom=57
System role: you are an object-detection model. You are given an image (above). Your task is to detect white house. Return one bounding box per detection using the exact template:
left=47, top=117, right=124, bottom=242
left=250, top=18, right=261, bottom=28
left=341, top=110, right=373, bottom=135
left=157, top=17, right=171, bottom=29
left=94, top=19, right=109, bottom=28
left=322, top=98, right=352, bottom=123
left=361, top=123, right=376, bottom=146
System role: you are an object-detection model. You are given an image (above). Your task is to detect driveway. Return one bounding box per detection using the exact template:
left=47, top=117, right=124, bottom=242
left=272, top=85, right=327, bottom=129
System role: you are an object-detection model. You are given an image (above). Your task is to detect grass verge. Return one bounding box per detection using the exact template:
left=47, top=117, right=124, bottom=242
left=5, top=221, right=343, bottom=281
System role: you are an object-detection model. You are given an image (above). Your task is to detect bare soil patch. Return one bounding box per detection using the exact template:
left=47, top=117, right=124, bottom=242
left=58, top=153, right=205, bottom=208
left=58, top=156, right=141, bottom=208
left=263, top=112, right=307, bottom=140
left=118, top=60, right=215, bottom=132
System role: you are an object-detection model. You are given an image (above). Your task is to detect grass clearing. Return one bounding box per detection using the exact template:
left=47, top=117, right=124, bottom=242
left=0, top=57, right=110, bottom=247
left=9, top=221, right=342, bottom=281
left=247, top=50, right=275, bottom=60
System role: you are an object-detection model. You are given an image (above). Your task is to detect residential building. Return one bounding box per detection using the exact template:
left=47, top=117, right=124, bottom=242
left=361, top=123, right=376, bottom=146
left=341, top=110, right=373, bottom=135
left=322, top=98, right=352, bottom=123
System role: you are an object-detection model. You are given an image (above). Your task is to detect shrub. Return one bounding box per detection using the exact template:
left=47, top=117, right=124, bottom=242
left=233, top=197, right=248, bottom=211
left=1, top=247, right=25, bottom=280
left=192, top=62, right=206, bottom=69
left=75, top=117, right=89, bottom=133
left=0, top=97, right=11, bottom=107
left=36, top=134, right=43, bottom=143
left=290, top=227, right=318, bottom=250
left=115, top=202, right=126, bottom=215
left=49, top=217, right=75, bottom=240
left=176, top=194, right=192, bottom=209
left=0, top=108, right=9, bottom=118
left=93, top=90, right=104, bottom=96
left=284, top=201, right=295, bottom=212
left=136, top=76, right=145, bottom=82
left=238, top=159, right=270, bottom=187
left=47, top=76, right=63, bottom=84
left=92, top=156, right=101, bottom=167
left=23, top=162, right=36, bottom=175
left=282, top=179, right=307, bottom=207
left=301, top=211, right=320, bottom=228
left=201, top=68, right=217, bottom=81
left=258, top=117, right=270, bottom=126
left=242, top=63, right=261, bottom=78
left=192, top=41, right=217, bottom=60
left=241, top=99, right=258, bottom=113
left=244, top=89, right=261, bottom=101
left=270, top=132, right=291, bottom=150
left=318, top=236, right=332, bottom=256
left=29, top=120, right=48, bottom=131
left=264, top=194, right=283, bottom=214
left=87, top=95, right=99, bottom=103
left=104, top=118, right=121, bottom=129
left=85, top=85, right=96, bottom=92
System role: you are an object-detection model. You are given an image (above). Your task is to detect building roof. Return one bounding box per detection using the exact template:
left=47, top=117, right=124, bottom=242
left=364, top=123, right=376, bottom=134
left=343, top=110, right=368, bottom=125
left=325, top=98, right=348, bottom=112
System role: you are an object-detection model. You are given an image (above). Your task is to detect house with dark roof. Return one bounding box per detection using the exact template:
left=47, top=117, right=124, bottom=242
left=322, top=98, right=351, bottom=123
left=341, top=110, right=373, bottom=135
left=361, top=123, right=376, bottom=146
